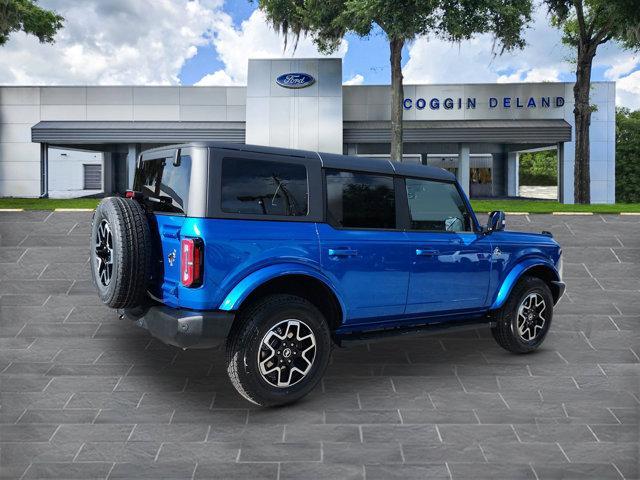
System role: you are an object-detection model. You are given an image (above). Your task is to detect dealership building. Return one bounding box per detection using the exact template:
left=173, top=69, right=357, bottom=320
left=0, top=58, right=616, bottom=203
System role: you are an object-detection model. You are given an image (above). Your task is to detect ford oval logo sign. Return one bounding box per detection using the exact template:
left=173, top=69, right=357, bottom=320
left=275, top=73, right=315, bottom=89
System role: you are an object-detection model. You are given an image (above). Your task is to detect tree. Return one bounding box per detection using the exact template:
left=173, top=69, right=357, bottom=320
left=258, top=0, right=532, bottom=161
left=0, top=0, right=64, bottom=46
left=615, top=107, right=640, bottom=203
left=544, top=0, right=640, bottom=204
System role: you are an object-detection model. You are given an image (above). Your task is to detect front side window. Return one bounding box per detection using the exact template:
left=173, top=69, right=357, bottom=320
left=406, top=178, right=473, bottom=232
left=134, top=154, right=191, bottom=214
left=325, top=169, right=395, bottom=229
left=221, top=158, right=308, bottom=216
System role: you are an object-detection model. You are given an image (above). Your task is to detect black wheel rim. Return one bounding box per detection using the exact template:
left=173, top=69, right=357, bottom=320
left=516, top=292, right=547, bottom=341
left=94, top=219, right=113, bottom=287
left=257, top=319, right=317, bottom=388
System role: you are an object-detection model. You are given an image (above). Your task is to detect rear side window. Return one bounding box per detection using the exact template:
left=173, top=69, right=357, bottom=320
left=134, top=154, right=191, bottom=214
left=325, top=169, right=395, bottom=229
left=405, top=178, right=473, bottom=232
left=221, top=157, right=308, bottom=216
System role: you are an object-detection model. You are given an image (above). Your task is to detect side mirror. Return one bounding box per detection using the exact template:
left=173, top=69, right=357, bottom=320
left=486, top=211, right=506, bottom=233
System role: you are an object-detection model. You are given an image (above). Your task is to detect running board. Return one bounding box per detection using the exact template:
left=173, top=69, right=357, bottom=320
left=336, top=318, right=496, bottom=346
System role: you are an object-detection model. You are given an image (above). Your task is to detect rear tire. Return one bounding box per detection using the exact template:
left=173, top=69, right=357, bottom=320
left=226, top=295, right=332, bottom=407
left=90, top=197, right=152, bottom=309
left=491, top=276, right=553, bottom=354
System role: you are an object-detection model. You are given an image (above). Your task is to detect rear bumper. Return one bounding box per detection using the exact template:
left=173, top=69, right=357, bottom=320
left=120, top=305, right=235, bottom=349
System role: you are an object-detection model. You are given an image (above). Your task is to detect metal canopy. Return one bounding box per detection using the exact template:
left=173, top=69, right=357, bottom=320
left=344, top=119, right=572, bottom=144
left=32, top=121, right=246, bottom=144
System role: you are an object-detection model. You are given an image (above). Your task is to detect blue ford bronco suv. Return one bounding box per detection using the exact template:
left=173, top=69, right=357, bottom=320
left=91, top=142, right=564, bottom=406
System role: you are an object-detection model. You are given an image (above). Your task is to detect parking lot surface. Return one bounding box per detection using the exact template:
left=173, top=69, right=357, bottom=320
left=0, top=211, right=638, bottom=479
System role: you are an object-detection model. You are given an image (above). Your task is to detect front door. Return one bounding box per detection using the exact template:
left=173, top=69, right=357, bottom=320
left=402, top=177, right=492, bottom=315
left=319, top=170, right=410, bottom=322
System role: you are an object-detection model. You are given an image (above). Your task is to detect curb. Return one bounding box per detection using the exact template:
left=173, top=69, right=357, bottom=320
left=620, top=212, right=640, bottom=216
left=504, top=212, right=529, bottom=215
left=0, top=208, right=24, bottom=212
left=54, top=208, right=95, bottom=212
left=552, top=212, right=594, bottom=215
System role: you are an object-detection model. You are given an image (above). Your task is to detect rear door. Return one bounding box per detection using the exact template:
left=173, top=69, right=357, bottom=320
left=402, top=177, right=492, bottom=315
left=134, top=148, right=194, bottom=307
left=318, top=169, right=410, bottom=323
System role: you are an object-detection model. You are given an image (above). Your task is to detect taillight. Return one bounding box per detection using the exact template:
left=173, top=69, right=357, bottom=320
left=181, top=238, right=203, bottom=288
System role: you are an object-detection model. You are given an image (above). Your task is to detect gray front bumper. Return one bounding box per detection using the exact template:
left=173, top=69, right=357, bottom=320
left=121, top=305, right=235, bottom=349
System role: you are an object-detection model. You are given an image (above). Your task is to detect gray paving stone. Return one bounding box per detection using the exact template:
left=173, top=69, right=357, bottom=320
left=322, top=441, right=403, bottom=464
left=448, top=462, right=536, bottom=479
left=238, top=441, right=321, bottom=462
left=365, top=464, right=450, bottom=480
left=156, top=441, right=240, bottom=463
left=0, top=212, right=638, bottom=479
left=532, top=462, right=624, bottom=480
left=22, top=462, right=112, bottom=479
left=194, top=463, right=278, bottom=480
left=128, top=424, right=209, bottom=442
left=108, top=461, right=196, bottom=479
left=18, top=408, right=98, bottom=424
left=284, top=424, right=360, bottom=442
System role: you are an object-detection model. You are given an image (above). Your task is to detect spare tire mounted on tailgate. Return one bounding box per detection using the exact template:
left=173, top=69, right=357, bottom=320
left=91, top=197, right=152, bottom=309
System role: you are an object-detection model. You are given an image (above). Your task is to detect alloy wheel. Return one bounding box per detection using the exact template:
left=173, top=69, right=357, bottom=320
left=94, top=219, right=114, bottom=287
left=516, top=292, right=547, bottom=341
left=257, top=319, right=316, bottom=388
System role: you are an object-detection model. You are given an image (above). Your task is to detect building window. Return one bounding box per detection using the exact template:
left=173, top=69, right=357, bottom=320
left=325, top=169, right=395, bottom=229
left=83, top=164, right=102, bottom=190
left=405, top=178, right=472, bottom=232
left=221, top=158, right=308, bottom=216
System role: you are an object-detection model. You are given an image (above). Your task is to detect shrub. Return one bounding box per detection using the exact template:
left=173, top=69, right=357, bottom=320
left=519, top=150, right=558, bottom=186
left=616, top=108, right=640, bottom=203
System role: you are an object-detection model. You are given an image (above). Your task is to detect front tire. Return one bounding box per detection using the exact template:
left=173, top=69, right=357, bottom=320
left=491, top=276, right=553, bottom=354
left=226, top=295, right=332, bottom=407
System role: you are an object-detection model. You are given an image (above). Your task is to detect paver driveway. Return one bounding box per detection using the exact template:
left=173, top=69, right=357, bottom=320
left=0, top=211, right=638, bottom=480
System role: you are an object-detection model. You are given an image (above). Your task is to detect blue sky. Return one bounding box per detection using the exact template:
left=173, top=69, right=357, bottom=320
left=177, top=1, right=622, bottom=87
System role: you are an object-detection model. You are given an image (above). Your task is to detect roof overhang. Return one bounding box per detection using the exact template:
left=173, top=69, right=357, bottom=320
left=32, top=121, right=245, bottom=144
left=344, top=119, right=572, bottom=144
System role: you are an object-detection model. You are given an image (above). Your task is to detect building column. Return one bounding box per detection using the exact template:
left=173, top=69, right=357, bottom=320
left=103, top=152, right=114, bottom=194
left=457, top=143, right=470, bottom=196
left=127, top=144, right=140, bottom=190
left=507, top=151, right=519, bottom=197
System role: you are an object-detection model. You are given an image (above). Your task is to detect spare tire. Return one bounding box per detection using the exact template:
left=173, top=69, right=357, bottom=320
left=90, top=197, right=152, bottom=309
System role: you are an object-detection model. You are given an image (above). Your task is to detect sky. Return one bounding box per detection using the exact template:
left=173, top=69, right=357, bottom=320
left=0, top=0, right=638, bottom=109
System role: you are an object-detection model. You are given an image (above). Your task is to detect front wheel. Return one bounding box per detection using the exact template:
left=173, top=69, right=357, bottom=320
left=491, top=276, right=553, bottom=354
left=226, top=295, right=332, bottom=407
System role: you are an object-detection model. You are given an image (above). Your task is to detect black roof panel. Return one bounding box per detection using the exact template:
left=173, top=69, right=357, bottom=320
left=141, top=142, right=456, bottom=181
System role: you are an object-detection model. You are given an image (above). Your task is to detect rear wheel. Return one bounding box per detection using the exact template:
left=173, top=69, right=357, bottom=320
left=491, top=276, right=553, bottom=354
left=90, top=197, right=152, bottom=309
left=226, top=295, right=331, bottom=406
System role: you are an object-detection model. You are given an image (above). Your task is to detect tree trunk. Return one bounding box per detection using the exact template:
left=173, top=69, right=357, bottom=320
left=573, top=45, right=595, bottom=204
left=390, top=37, right=404, bottom=162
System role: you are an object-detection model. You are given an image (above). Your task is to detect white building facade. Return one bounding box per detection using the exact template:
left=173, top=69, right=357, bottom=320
left=0, top=58, right=616, bottom=203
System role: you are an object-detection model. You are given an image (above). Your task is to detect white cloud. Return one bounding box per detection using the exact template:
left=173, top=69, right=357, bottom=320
left=0, top=0, right=224, bottom=85
left=497, top=67, right=561, bottom=83
left=196, top=9, right=348, bottom=86
left=343, top=74, right=364, bottom=85
left=403, top=9, right=572, bottom=85
left=616, top=70, right=640, bottom=110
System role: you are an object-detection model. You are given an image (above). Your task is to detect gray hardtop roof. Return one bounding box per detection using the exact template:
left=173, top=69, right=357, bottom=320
left=142, top=142, right=456, bottom=182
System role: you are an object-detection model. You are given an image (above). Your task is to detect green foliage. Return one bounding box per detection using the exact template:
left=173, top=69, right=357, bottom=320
left=545, top=0, right=640, bottom=51
left=519, top=150, right=558, bottom=186
left=616, top=108, right=640, bottom=203
left=0, top=0, right=64, bottom=45
left=259, top=0, right=532, bottom=52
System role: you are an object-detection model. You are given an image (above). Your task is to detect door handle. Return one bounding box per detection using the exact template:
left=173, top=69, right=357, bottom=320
left=328, top=248, right=358, bottom=257
left=416, top=249, right=439, bottom=256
